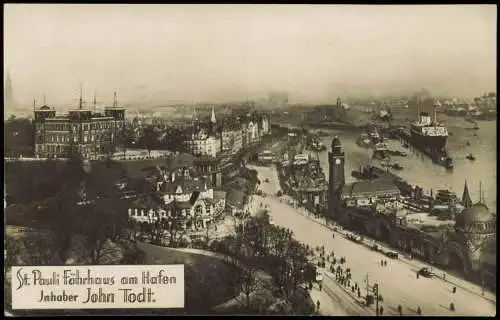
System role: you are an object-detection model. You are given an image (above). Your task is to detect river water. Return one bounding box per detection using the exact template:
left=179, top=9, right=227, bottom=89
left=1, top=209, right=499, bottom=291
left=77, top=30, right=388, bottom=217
left=316, top=116, right=497, bottom=211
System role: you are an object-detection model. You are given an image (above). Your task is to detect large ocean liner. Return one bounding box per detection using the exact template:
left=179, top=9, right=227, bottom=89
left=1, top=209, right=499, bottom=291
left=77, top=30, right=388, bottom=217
left=410, top=99, right=453, bottom=169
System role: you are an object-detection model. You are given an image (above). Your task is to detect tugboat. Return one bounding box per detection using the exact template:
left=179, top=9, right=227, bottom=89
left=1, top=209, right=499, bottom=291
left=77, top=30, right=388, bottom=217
left=466, top=153, right=476, bottom=161
left=391, top=163, right=403, bottom=170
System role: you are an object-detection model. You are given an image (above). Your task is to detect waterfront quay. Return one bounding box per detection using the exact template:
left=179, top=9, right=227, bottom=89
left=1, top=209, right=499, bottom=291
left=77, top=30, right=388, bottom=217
left=274, top=127, right=496, bottom=295
left=251, top=162, right=496, bottom=316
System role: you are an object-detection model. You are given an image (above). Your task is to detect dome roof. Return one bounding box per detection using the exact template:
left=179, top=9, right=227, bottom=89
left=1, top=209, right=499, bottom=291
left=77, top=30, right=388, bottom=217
left=455, top=203, right=493, bottom=227
left=331, top=136, right=341, bottom=149
left=39, top=105, right=50, bottom=110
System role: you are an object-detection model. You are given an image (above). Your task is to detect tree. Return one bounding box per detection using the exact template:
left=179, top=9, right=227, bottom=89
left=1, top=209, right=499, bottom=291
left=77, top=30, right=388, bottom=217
left=23, top=232, right=56, bottom=265
left=5, top=235, right=24, bottom=269
left=80, top=202, right=122, bottom=264
left=167, top=201, right=188, bottom=247
left=240, top=253, right=261, bottom=310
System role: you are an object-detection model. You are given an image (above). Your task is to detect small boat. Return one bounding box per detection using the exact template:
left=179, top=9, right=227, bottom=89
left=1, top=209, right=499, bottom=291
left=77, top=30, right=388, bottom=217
left=466, top=153, right=476, bottom=161
left=391, top=163, right=403, bottom=170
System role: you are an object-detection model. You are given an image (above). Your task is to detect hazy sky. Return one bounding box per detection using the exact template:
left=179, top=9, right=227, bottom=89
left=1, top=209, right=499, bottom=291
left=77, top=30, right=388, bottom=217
left=4, top=4, right=497, bottom=106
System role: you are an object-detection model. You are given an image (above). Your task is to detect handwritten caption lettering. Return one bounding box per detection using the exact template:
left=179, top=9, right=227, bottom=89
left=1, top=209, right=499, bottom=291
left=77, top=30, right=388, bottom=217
left=11, top=265, right=184, bottom=310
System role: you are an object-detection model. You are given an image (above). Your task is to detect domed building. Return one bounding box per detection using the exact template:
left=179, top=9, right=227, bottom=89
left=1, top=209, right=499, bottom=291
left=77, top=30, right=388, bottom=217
left=443, top=182, right=496, bottom=288
left=455, top=203, right=496, bottom=239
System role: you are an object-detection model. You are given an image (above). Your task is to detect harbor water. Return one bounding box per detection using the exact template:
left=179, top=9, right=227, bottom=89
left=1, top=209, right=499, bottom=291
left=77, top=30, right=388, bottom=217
left=317, top=118, right=497, bottom=211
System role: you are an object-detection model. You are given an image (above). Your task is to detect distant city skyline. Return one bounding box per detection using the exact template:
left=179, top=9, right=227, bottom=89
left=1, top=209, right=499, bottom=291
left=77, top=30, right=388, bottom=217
left=4, top=4, right=497, bottom=108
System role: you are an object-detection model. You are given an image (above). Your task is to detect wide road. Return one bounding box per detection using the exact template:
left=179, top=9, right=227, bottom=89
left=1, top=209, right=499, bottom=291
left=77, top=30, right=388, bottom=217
left=249, top=164, right=496, bottom=317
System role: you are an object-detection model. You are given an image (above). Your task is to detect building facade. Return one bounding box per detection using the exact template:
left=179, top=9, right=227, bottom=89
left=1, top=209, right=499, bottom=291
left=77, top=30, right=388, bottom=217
left=184, top=133, right=221, bottom=158
left=184, top=107, right=222, bottom=158
left=337, top=181, right=497, bottom=291
left=221, top=121, right=244, bottom=153
left=127, top=166, right=226, bottom=231
left=34, top=100, right=125, bottom=159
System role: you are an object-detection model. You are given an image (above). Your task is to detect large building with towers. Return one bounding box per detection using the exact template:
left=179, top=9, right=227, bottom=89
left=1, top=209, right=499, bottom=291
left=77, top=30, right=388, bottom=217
left=34, top=92, right=125, bottom=159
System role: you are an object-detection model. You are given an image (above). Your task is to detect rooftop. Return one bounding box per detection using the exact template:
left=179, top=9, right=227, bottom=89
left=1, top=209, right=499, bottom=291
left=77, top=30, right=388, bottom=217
left=226, top=188, right=246, bottom=209
left=344, top=179, right=400, bottom=196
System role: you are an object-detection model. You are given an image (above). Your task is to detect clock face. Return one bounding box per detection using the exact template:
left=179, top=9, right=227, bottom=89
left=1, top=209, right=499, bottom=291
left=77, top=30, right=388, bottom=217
left=335, top=158, right=342, bottom=165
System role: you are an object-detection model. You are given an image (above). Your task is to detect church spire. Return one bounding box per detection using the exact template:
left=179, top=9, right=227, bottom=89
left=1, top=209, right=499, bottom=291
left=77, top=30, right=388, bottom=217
left=461, top=179, right=472, bottom=208
left=211, top=106, right=216, bottom=123
left=5, top=70, right=14, bottom=107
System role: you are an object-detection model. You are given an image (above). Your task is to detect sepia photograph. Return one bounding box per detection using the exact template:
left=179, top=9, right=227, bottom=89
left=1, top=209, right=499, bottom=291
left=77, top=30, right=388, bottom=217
left=4, top=4, right=496, bottom=316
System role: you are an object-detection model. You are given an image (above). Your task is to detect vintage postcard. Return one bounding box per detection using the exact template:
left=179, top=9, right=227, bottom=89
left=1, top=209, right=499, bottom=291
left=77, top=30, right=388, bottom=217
left=4, top=4, right=496, bottom=316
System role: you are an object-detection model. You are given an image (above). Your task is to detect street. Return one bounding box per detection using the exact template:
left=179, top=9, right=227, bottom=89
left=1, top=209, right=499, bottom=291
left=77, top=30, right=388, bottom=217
left=248, top=164, right=496, bottom=317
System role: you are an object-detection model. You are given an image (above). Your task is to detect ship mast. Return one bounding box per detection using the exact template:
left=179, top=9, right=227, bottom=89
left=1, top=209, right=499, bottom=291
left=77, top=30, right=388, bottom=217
left=433, top=99, right=437, bottom=124
left=79, top=83, right=83, bottom=109
left=479, top=181, right=482, bottom=204
left=93, top=90, right=97, bottom=113
left=33, top=98, right=36, bottom=113
left=417, top=96, right=421, bottom=120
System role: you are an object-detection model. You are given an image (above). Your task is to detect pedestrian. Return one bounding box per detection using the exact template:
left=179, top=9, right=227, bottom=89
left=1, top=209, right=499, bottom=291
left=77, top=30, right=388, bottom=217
left=316, top=300, right=320, bottom=311
left=417, top=306, right=422, bottom=315
left=452, top=286, right=456, bottom=294
left=358, top=288, right=361, bottom=298
left=319, top=283, right=322, bottom=291
left=397, top=304, right=402, bottom=316
left=379, top=306, right=384, bottom=315
left=384, top=260, right=387, bottom=267
left=450, top=302, right=455, bottom=311
left=416, top=272, right=419, bottom=279
left=443, top=273, right=446, bottom=280
left=381, top=260, right=384, bottom=266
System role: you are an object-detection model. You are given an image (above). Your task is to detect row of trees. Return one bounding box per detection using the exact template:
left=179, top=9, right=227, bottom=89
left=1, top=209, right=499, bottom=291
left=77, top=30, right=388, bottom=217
left=6, top=153, right=136, bottom=266
left=5, top=116, right=35, bottom=158
left=212, top=211, right=316, bottom=314
left=123, top=124, right=190, bottom=153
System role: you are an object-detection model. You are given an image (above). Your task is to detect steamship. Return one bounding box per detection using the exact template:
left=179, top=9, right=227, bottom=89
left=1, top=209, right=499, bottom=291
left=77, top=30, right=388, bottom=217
left=410, top=100, right=453, bottom=169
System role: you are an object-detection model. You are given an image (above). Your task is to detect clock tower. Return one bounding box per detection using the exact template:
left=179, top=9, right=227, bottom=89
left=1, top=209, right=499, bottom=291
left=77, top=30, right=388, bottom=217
left=328, top=136, right=345, bottom=218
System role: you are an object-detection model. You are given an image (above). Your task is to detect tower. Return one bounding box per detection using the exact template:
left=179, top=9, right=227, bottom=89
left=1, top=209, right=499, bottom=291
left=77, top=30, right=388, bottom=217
left=210, top=106, right=217, bottom=135
left=211, top=106, right=216, bottom=123
left=461, top=179, right=472, bottom=209
left=336, top=97, right=342, bottom=108
left=4, top=71, right=15, bottom=109
left=328, top=136, right=345, bottom=218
